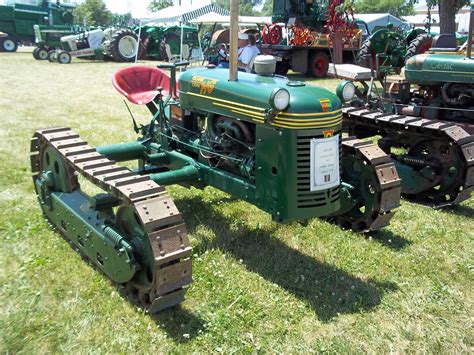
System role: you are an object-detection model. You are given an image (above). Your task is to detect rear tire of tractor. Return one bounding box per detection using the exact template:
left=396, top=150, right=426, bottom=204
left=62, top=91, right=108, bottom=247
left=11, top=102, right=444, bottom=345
left=57, top=51, right=71, bottom=64
left=48, top=50, right=57, bottom=62
left=308, top=51, right=329, bottom=78
left=37, top=47, right=48, bottom=60
left=356, top=40, right=375, bottom=69
left=1, top=35, right=18, bottom=52
left=405, top=33, right=432, bottom=63
left=109, top=29, right=138, bottom=62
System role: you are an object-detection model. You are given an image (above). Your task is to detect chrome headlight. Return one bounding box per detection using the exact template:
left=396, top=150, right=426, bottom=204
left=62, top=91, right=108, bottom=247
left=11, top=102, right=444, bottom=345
left=270, top=88, right=290, bottom=111
left=336, top=81, right=356, bottom=102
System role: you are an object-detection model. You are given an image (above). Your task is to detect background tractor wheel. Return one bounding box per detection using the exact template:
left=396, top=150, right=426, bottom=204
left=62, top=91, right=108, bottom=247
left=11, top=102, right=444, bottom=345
left=32, top=47, right=40, bottom=60
left=405, top=33, right=432, bottom=62
left=109, top=29, right=138, bottom=62
left=57, top=51, right=71, bottom=64
left=308, top=51, right=329, bottom=78
left=356, top=40, right=375, bottom=69
left=1, top=35, right=18, bottom=52
left=37, top=47, right=48, bottom=60
left=159, top=32, right=180, bottom=62
left=47, top=50, right=57, bottom=62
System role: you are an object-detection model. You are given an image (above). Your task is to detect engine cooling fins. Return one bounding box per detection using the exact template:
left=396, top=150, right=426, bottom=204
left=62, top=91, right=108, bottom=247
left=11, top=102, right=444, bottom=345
left=31, top=127, right=192, bottom=313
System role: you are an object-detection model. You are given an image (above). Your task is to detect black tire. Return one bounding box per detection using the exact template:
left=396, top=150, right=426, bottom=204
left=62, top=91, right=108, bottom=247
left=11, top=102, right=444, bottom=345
left=1, top=35, right=18, bottom=52
left=33, top=47, right=40, bottom=60
left=57, top=51, right=71, bottom=64
left=47, top=50, right=57, bottom=62
left=308, top=51, right=329, bottom=78
left=159, top=32, right=180, bottom=62
left=37, top=47, right=48, bottom=60
left=356, top=40, right=375, bottom=68
left=109, top=29, right=139, bottom=62
left=405, top=33, right=432, bottom=63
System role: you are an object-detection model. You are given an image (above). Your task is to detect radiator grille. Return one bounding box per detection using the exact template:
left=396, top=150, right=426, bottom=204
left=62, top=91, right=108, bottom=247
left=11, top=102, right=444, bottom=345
left=295, top=134, right=341, bottom=208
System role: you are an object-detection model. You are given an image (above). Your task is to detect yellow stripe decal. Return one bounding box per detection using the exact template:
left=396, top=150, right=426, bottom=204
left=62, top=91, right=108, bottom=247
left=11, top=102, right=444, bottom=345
left=277, top=109, right=342, bottom=117
left=274, top=114, right=342, bottom=123
left=272, top=118, right=342, bottom=128
left=186, top=92, right=266, bottom=111
left=213, top=102, right=265, bottom=118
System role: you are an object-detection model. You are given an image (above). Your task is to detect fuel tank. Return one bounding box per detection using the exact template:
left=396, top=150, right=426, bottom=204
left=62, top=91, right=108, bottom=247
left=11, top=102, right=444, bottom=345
left=405, top=53, right=474, bottom=85
left=178, top=67, right=342, bottom=129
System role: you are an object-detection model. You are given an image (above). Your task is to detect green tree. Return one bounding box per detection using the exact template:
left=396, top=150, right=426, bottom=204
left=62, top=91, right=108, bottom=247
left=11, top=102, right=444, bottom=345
left=212, top=0, right=261, bottom=16
left=148, top=0, right=173, bottom=12
left=426, top=0, right=469, bottom=33
left=73, top=0, right=112, bottom=26
left=260, top=0, right=273, bottom=16
left=355, top=0, right=414, bottom=17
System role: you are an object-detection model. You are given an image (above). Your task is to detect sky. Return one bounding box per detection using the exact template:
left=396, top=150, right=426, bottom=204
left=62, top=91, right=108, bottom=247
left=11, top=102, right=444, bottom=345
left=103, top=0, right=212, bottom=17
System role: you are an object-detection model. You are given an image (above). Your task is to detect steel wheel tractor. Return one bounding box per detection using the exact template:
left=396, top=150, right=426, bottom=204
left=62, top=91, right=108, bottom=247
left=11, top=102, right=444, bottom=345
left=357, top=23, right=432, bottom=74
left=47, top=27, right=138, bottom=64
left=31, top=56, right=402, bottom=312
left=339, top=7, right=474, bottom=208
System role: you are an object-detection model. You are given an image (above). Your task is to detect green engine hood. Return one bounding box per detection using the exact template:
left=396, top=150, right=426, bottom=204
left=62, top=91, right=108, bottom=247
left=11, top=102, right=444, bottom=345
left=178, top=68, right=342, bottom=129
left=405, top=53, right=474, bottom=85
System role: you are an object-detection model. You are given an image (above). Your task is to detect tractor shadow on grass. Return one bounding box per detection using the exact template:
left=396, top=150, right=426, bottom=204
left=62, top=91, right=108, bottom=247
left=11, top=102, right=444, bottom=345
left=365, top=229, right=411, bottom=250
left=175, top=195, right=398, bottom=322
left=443, top=204, right=474, bottom=219
left=150, top=306, right=205, bottom=343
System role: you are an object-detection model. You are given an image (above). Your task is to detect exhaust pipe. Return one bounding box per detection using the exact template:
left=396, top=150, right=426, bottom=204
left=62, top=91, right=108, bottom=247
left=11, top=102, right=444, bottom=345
left=229, top=0, right=239, bottom=81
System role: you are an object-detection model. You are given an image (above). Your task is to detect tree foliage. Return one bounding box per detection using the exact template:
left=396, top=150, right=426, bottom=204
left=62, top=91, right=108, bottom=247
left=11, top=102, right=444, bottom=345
left=212, top=0, right=262, bottom=16
left=426, top=0, right=469, bottom=33
left=147, top=0, right=174, bottom=12
left=73, top=0, right=112, bottom=27
left=355, top=0, right=414, bottom=17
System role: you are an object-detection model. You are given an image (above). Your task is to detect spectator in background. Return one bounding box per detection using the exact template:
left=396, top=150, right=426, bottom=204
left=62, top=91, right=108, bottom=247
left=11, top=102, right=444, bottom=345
left=217, top=32, right=260, bottom=72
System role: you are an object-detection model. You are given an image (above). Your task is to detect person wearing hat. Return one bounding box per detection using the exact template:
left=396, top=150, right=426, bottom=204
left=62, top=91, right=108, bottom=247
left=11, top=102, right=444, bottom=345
left=217, top=32, right=260, bottom=72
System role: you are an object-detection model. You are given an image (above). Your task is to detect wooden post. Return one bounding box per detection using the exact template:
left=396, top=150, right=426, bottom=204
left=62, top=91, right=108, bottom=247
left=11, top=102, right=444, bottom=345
left=229, top=0, right=239, bottom=81
left=331, top=32, right=343, bottom=64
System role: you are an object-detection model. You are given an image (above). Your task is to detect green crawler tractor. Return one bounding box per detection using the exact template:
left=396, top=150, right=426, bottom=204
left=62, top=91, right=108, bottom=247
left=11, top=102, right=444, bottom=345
left=31, top=2, right=401, bottom=312
left=340, top=4, right=474, bottom=207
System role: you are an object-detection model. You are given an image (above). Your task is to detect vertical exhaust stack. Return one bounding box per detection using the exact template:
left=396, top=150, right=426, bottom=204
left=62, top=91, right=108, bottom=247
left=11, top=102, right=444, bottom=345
left=229, top=0, right=239, bottom=81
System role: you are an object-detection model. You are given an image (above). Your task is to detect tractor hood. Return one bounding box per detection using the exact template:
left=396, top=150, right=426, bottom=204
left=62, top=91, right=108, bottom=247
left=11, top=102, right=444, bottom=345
left=178, top=68, right=342, bottom=127
left=405, top=53, right=474, bottom=85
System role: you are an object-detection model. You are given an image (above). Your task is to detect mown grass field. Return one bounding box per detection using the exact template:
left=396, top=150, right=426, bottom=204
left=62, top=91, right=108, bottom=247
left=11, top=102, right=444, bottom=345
left=0, top=51, right=473, bottom=353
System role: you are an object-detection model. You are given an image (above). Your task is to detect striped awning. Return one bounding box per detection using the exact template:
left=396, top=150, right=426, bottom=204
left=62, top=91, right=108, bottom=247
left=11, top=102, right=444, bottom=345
left=140, top=4, right=229, bottom=25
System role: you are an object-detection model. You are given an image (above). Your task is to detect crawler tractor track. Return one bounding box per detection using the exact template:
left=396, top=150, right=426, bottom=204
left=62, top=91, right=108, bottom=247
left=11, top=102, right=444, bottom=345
left=31, top=127, right=192, bottom=312
left=343, top=107, right=474, bottom=207
left=336, top=137, right=401, bottom=232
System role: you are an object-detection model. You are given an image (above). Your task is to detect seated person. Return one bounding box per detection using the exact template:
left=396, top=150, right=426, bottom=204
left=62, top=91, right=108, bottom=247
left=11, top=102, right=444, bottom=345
left=218, top=33, right=260, bottom=72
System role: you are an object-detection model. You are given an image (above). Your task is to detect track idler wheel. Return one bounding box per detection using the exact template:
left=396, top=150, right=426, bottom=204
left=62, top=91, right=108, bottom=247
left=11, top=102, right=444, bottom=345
left=335, top=138, right=402, bottom=232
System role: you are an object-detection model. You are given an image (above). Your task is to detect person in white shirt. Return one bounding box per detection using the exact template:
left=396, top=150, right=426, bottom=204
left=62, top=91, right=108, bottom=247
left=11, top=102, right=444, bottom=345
left=218, top=32, right=260, bottom=72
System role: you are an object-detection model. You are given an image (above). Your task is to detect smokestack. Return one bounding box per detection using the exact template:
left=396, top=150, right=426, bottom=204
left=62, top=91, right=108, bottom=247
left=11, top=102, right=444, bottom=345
left=229, top=0, right=239, bottom=81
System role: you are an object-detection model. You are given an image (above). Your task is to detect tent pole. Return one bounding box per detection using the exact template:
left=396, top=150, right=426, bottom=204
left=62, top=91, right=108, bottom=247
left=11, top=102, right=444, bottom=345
left=135, top=20, right=142, bottom=63
left=229, top=0, right=239, bottom=81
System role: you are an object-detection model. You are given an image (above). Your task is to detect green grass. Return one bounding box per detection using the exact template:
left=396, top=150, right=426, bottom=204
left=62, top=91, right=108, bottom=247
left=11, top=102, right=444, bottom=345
left=0, top=52, right=473, bottom=353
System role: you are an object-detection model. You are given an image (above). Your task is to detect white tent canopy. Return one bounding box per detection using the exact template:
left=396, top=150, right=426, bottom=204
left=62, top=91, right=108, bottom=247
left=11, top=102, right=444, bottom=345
left=356, top=13, right=406, bottom=33
left=189, top=14, right=272, bottom=26
left=140, top=3, right=229, bottom=25
left=404, top=12, right=471, bottom=32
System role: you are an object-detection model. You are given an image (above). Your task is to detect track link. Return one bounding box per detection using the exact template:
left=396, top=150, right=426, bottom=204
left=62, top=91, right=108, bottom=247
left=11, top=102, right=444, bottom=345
left=337, top=137, right=401, bottom=232
left=343, top=107, right=474, bottom=207
left=31, top=127, right=192, bottom=313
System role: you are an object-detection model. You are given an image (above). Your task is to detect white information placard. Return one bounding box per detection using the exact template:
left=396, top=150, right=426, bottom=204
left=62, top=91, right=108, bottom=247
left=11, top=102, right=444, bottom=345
left=310, top=135, right=340, bottom=191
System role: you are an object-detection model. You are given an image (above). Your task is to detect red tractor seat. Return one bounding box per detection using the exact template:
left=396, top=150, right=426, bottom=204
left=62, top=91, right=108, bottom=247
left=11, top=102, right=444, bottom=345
left=112, top=66, right=179, bottom=105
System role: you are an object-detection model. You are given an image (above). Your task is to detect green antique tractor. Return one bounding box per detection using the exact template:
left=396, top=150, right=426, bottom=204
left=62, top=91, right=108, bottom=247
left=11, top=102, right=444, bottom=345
left=31, top=2, right=401, bottom=312
left=356, top=22, right=432, bottom=73
left=341, top=4, right=474, bottom=207
left=136, top=25, right=200, bottom=61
